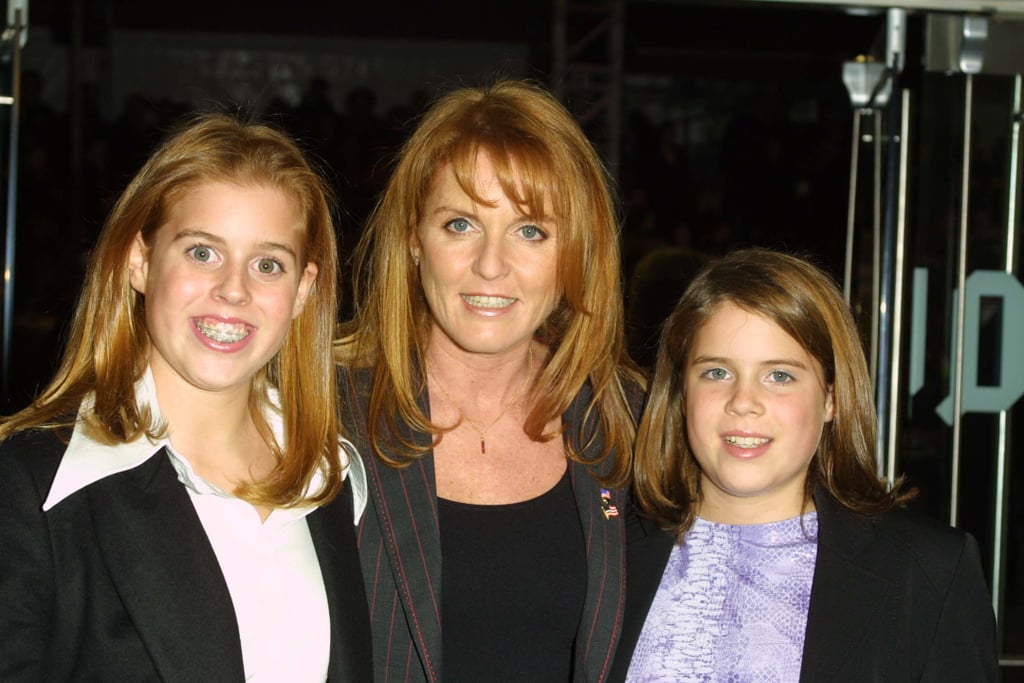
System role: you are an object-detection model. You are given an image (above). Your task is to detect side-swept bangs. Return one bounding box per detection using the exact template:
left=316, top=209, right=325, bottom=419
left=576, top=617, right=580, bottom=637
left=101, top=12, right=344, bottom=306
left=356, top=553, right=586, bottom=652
left=442, top=136, right=560, bottom=227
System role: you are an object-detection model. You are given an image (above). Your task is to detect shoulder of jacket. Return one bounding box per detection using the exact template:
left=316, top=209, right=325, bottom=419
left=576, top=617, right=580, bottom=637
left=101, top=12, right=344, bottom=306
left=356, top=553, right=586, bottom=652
left=0, top=427, right=69, bottom=499
left=858, top=505, right=976, bottom=590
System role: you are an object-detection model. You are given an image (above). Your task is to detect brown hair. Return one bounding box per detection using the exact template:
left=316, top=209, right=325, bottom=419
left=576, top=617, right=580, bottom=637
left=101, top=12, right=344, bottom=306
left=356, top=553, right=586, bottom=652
left=633, top=248, right=912, bottom=536
left=1, top=112, right=343, bottom=508
left=337, top=79, right=643, bottom=481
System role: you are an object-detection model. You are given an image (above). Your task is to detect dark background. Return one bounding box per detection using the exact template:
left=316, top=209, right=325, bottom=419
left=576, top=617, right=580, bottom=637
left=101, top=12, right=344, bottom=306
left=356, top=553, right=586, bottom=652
left=3, top=0, right=884, bottom=405
left=8, top=2, right=1024, bottom=673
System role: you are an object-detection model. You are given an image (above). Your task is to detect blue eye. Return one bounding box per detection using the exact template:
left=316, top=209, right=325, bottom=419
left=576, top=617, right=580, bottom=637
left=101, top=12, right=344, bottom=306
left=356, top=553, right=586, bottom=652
left=769, top=370, right=794, bottom=383
left=445, top=218, right=472, bottom=234
left=186, top=245, right=215, bottom=263
left=519, top=224, right=547, bottom=241
left=703, top=367, right=729, bottom=380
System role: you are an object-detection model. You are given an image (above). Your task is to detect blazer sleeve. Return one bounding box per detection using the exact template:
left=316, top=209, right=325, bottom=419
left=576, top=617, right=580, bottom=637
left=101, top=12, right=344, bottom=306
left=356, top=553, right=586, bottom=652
left=0, top=433, right=61, bottom=682
left=921, top=531, right=999, bottom=681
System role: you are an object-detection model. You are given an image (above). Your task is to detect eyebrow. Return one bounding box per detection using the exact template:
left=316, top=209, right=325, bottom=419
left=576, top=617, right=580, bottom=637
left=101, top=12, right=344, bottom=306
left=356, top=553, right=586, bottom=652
left=691, top=355, right=810, bottom=370
left=430, top=205, right=554, bottom=225
left=172, top=229, right=299, bottom=260
left=430, top=205, right=480, bottom=220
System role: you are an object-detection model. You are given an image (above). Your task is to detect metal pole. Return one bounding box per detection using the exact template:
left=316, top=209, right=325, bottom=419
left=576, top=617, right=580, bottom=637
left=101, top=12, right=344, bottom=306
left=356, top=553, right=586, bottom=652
left=2, top=8, right=24, bottom=401
left=949, top=73, right=974, bottom=527
left=874, top=82, right=901, bottom=474
left=992, top=72, right=1021, bottom=631
left=870, top=110, right=882, bottom=391
left=885, top=87, right=911, bottom=484
left=874, top=8, right=907, bottom=474
left=844, top=109, right=862, bottom=303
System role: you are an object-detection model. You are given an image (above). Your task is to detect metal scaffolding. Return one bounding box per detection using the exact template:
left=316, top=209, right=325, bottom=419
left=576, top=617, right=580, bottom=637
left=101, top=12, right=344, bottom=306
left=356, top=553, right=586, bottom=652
left=551, top=0, right=625, bottom=176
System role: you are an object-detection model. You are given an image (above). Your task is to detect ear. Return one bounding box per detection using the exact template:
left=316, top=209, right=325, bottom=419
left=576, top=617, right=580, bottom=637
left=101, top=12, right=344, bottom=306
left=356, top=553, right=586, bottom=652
left=128, top=232, right=149, bottom=295
left=291, top=261, right=319, bottom=319
left=823, top=385, right=835, bottom=423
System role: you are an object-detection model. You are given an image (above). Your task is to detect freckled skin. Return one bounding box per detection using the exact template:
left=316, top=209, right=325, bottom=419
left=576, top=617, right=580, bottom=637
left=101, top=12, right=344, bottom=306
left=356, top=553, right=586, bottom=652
left=413, top=151, right=560, bottom=360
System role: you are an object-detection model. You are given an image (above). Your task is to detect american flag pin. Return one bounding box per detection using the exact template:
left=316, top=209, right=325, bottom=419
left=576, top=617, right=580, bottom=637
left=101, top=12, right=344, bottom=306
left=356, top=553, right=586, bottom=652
left=600, top=488, right=619, bottom=519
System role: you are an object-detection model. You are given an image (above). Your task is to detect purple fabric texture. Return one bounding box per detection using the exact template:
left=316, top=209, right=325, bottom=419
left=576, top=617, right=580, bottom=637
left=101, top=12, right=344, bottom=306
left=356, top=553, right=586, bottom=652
left=627, top=513, right=818, bottom=682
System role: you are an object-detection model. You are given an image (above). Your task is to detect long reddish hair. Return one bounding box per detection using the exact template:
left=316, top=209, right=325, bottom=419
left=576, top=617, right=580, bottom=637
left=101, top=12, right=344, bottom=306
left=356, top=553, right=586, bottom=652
left=1, top=112, right=344, bottom=508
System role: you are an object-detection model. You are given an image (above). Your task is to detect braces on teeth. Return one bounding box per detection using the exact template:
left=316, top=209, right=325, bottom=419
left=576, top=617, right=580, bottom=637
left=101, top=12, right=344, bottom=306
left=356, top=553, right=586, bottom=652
left=196, top=320, right=250, bottom=344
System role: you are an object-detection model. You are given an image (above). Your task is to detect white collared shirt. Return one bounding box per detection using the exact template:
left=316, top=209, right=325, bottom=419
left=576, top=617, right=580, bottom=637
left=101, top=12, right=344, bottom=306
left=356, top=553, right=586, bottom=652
left=43, top=369, right=367, bottom=682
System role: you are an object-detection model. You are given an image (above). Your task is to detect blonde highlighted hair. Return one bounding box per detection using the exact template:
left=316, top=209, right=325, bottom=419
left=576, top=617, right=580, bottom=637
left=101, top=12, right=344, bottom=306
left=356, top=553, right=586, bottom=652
left=1, top=112, right=343, bottom=508
left=633, top=248, right=912, bottom=537
left=337, top=79, right=642, bottom=481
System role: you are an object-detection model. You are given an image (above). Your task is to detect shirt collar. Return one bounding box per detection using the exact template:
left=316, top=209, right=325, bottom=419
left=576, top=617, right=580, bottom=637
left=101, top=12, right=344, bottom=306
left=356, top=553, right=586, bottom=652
left=43, top=367, right=367, bottom=521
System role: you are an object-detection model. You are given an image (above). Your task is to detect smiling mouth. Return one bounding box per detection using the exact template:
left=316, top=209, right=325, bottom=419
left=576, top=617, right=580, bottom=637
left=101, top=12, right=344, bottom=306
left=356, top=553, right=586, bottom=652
left=724, top=435, right=771, bottom=448
left=195, top=319, right=251, bottom=344
left=461, top=294, right=515, bottom=308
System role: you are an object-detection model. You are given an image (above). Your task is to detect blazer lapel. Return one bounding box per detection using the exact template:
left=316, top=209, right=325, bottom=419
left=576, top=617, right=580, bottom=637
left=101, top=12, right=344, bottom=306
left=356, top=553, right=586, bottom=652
left=566, top=383, right=627, bottom=683
left=609, top=518, right=675, bottom=682
left=800, top=491, right=894, bottom=683
left=307, top=483, right=374, bottom=681
left=342, top=365, right=443, bottom=681
left=362, top=448, right=443, bottom=681
left=89, top=449, right=245, bottom=682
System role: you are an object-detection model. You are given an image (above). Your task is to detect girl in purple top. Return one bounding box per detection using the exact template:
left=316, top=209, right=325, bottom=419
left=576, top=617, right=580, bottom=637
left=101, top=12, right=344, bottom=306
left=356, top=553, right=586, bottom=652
left=612, top=248, right=998, bottom=682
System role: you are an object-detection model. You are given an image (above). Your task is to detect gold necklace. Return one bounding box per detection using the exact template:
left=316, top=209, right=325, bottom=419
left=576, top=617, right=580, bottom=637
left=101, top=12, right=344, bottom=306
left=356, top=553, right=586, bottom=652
left=426, top=345, right=534, bottom=455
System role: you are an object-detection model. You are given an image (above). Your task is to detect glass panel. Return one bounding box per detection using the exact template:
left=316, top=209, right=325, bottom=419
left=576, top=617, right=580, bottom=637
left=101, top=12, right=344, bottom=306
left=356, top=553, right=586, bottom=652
left=894, top=71, right=1023, bottom=670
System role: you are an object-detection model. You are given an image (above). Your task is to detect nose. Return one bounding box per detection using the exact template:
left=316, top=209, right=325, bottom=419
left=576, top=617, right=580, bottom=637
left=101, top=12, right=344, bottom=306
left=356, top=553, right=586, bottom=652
left=213, top=263, right=251, bottom=305
left=725, top=379, right=764, bottom=416
left=471, top=232, right=509, bottom=281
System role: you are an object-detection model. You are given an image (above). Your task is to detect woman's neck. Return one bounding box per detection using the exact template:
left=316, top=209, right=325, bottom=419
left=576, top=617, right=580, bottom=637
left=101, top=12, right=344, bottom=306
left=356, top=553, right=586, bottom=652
left=425, top=336, right=537, bottom=391
left=151, top=372, right=274, bottom=495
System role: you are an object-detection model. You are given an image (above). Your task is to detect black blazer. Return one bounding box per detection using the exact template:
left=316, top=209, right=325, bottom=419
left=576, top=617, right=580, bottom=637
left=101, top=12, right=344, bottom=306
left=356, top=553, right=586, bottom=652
left=0, top=427, right=373, bottom=682
left=340, top=367, right=638, bottom=683
left=610, top=489, right=999, bottom=682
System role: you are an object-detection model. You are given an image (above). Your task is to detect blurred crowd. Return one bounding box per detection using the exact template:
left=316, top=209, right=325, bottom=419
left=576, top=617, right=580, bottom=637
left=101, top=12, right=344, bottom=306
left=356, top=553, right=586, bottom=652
left=2, top=70, right=852, bottom=408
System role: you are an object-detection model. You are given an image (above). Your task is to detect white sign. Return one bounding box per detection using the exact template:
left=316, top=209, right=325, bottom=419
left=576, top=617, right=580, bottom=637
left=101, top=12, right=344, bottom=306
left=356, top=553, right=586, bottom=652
left=914, top=269, right=1024, bottom=424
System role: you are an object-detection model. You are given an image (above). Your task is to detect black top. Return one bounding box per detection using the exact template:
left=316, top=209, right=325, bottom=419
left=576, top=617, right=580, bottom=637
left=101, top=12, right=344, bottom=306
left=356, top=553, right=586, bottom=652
left=439, top=467, right=586, bottom=682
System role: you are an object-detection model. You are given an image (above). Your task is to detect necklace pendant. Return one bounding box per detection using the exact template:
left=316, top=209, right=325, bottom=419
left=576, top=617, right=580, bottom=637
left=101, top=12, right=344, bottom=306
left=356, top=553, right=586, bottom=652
left=480, top=435, right=486, bottom=455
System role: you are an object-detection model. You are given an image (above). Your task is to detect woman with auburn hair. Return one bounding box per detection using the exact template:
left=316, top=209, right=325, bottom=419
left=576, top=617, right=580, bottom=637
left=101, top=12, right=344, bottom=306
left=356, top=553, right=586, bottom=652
left=0, top=113, right=371, bottom=681
left=611, top=248, right=997, bottom=682
left=336, top=79, right=644, bottom=682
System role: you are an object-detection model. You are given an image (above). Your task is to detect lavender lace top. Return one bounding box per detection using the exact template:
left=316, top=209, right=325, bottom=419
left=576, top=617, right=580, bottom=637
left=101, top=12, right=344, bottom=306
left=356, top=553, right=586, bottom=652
left=627, top=512, right=819, bottom=683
